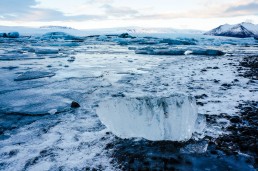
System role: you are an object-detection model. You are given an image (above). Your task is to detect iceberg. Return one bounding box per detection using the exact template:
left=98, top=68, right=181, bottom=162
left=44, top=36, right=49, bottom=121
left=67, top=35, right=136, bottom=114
left=160, top=38, right=196, bottom=45
left=134, top=47, right=224, bottom=56
left=0, top=33, right=7, bottom=37
left=118, top=33, right=135, bottom=38
left=96, top=94, right=199, bottom=141
left=41, top=32, right=82, bottom=41
left=34, top=48, right=59, bottom=54
left=7, top=32, right=19, bottom=38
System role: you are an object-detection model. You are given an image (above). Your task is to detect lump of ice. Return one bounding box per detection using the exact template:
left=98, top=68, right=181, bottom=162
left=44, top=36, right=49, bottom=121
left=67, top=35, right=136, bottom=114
left=96, top=94, right=199, bottom=141
left=41, top=32, right=82, bottom=41
left=0, top=54, right=40, bottom=61
left=0, top=33, right=7, bottom=37
left=49, top=42, right=80, bottom=47
left=191, top=48, right=225, bottom=56
left=118, top=33, right=135, bottom=38
left=7, top=32, right=19, bottom=38
left=34, top=48, right=59, bottom=54
left=160, top=38, right=196, bottom=45
left=113, top=38, right=129, bottom=45
left=14, top=71, right=55, bottom=81
left=134, top=47, right=224, bottom=56
left=48, top=109, right=58, bottom=115
left=135, top=47, right=185, bottom=56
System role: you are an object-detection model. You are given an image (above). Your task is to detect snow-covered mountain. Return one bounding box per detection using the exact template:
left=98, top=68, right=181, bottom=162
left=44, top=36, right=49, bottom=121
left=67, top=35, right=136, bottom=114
left=205, top=22, right=258, bottom=38
left=80, top=27, right=203, bottom=35
left=40, top=26, right=75, bottom=30
left=0, top=25, right=203, bottom=37
left=121, top=27, right=203, bottom=34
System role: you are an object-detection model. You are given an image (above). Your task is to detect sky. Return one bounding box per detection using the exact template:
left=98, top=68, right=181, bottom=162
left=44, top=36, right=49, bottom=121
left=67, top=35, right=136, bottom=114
left=0, top=0, right=258, bottom=30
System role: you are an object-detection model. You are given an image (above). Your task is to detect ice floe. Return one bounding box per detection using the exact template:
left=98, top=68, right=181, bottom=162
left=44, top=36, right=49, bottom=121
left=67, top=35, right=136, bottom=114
left=14, top=71, right=55, bottom=81
left=34, top=48, right=59, bottom=55
left=135, top=46, right=225, bottom=56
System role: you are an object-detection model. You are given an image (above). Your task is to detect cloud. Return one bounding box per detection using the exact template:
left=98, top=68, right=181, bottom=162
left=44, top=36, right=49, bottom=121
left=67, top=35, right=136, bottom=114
left=0, top=0, right=36, bottom=14
left=22, top=9, right=105, bottom=22
left=87, top=0, right=114, bottom=4
left=225, top=2, right=258, bottom=15
left=102, top=4, right=139, bottom=17
left=0, top=0, right=257, bottom=23
left=0, top=0, right=104, bottom=21
left=132, top=0, right=258, bottom=20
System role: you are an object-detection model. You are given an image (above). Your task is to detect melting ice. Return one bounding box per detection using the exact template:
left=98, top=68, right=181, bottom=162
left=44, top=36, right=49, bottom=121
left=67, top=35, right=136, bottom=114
left=96, top=94, right=200, bottom=141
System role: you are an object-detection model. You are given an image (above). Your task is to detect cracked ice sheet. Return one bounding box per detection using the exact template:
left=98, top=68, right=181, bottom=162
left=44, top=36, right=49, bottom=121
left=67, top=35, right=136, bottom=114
left=0, top=111, right=116, bottom=170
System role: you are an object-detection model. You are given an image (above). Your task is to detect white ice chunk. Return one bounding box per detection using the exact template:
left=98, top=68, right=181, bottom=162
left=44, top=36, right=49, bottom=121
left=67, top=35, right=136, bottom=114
left=96, top=94, right=198, bottom=141
left=14, top=71, right=55, bottom=81
left=184, top=50, right=193, bottom=55
left=48, top=109, right=58, bottom=115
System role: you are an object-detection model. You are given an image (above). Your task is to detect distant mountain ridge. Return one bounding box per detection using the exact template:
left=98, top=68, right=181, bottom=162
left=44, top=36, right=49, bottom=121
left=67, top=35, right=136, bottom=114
left=205, top=22, right=258, bottom=38
left=122, top=27, right=203, bottom=34
left=40, top=26, right=75, bottom=30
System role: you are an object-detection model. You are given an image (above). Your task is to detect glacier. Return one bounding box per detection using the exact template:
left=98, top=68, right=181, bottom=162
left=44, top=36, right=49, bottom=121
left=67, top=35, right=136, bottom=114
left=96, top=94, right=199, bottom=141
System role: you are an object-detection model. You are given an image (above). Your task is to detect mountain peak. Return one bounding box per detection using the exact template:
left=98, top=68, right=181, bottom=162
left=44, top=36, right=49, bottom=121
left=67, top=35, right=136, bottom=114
left=205, top=22, right=258, bottom=38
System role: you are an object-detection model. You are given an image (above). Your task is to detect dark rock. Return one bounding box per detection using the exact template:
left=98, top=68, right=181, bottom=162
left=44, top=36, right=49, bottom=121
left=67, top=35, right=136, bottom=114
left=230, top=117, right=240, bottom=123
left=111, top=92, right=125, bottom=97
left=221, top=83, right=232, bottom=88
left=239, top=56, right=258, bottom=80
left=71, top=101, right=80, bottom=108
left=214, top=101, right=258, bottom=167
left=214, top=79, right=220, bottom=83
left=210, top=150, right=218, bottom=155
left=197, top=102, right=204, bottom=106
left=195, top=94, right=208, bottom=99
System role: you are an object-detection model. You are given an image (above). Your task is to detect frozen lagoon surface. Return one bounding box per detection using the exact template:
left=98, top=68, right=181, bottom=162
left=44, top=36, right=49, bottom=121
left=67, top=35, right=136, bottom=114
left=0, top=31, right=257, bottom=170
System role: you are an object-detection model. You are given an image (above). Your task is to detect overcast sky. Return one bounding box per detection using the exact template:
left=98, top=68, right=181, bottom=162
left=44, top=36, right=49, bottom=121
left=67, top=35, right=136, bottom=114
left=0, top=0, right=258, bottom=30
